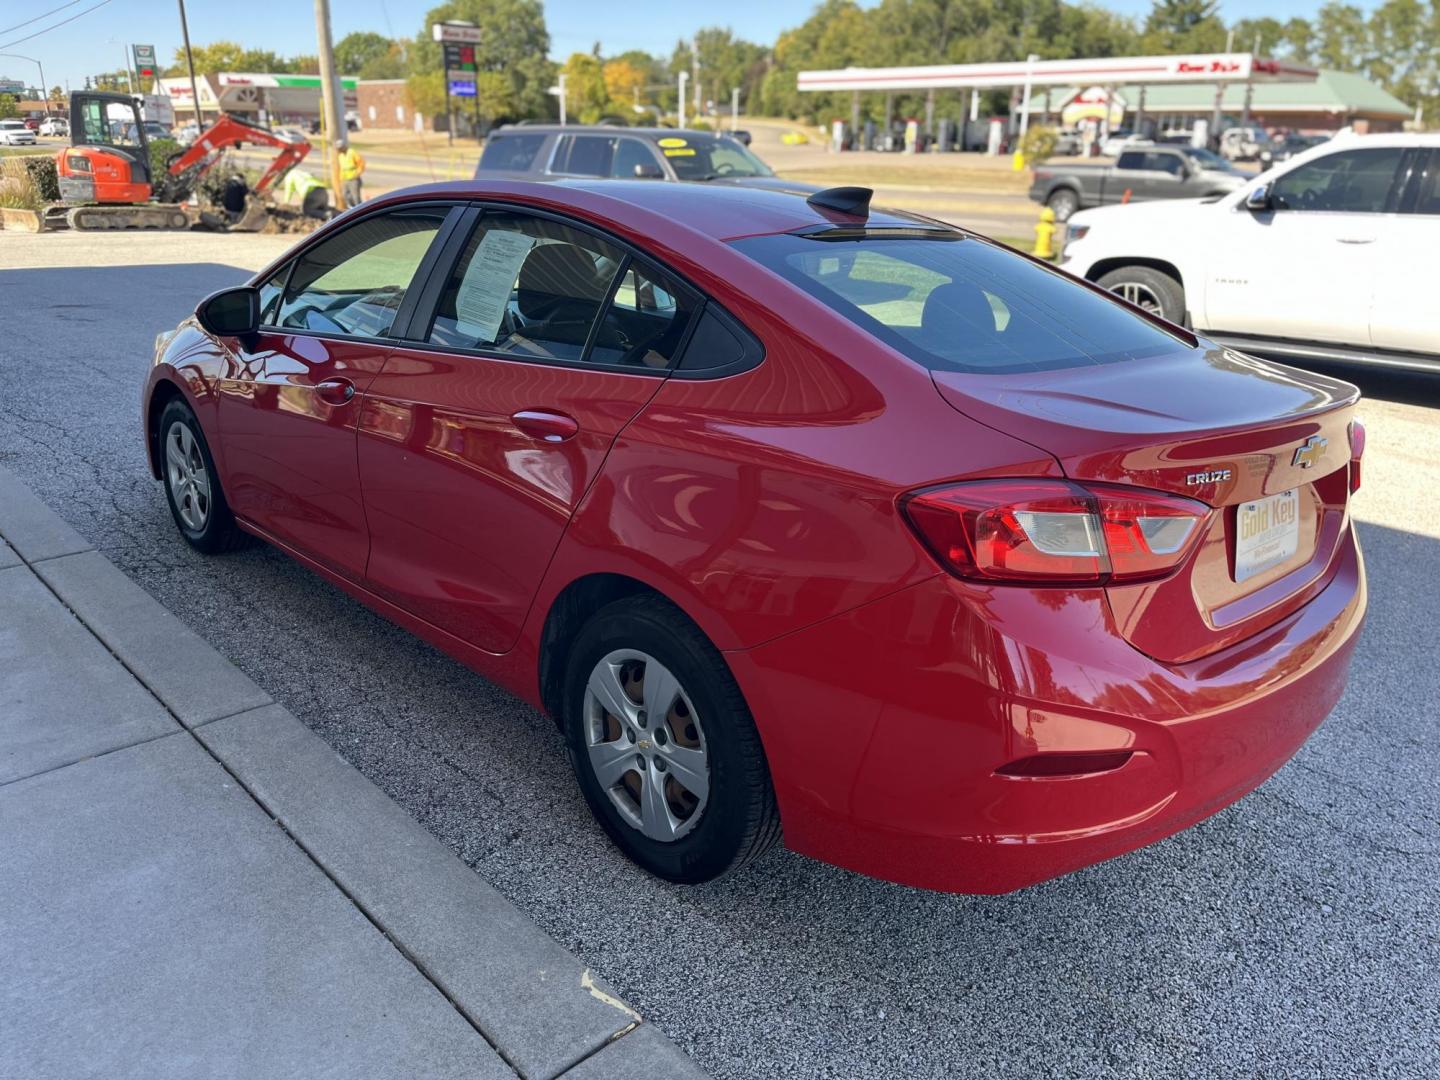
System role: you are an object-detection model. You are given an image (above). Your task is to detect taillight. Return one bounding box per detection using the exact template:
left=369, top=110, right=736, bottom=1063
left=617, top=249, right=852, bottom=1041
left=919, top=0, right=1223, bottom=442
left=1349, top=419, right=1365, bottom=494
left=900, top=479, right=1209, bottom=586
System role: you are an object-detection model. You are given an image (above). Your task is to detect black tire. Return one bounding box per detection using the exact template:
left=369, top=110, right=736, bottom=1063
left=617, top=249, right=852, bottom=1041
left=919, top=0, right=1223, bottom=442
left=157, top=398, right=248, bottom=554
left=1097, top=265, right=1186, bottom=324
left=1046, top=187, right=1080, bottom=222
left=562, top=594, right=781, bottom=883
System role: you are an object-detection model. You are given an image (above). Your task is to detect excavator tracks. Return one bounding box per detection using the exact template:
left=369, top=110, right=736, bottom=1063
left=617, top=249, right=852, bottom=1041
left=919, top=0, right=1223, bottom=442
left=63, top=204, right=191, bottom=231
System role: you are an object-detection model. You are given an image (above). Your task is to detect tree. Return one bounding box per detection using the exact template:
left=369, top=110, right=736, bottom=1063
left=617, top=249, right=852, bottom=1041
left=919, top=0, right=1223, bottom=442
left=602, top=59, right=647, bottom=114
left=0, top=94, right=17, bottom=119
left=561, top=52, right=608, bottom=122
left=336, top=31, right=394, bottom=74
left=1142, top=0, right=1228, bottom=53
left=409, top=0, right=554, bottom=120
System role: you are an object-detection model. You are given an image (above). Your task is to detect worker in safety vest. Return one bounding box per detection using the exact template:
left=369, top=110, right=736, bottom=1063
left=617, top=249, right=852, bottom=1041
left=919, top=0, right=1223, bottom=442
left=278, top=168, right=331, bottom=219
left=338, top=142, right=366, bottom=207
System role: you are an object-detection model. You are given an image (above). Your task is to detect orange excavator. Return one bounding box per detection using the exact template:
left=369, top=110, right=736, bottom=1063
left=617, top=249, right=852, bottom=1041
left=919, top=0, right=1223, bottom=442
left=53, top=91, right=323, bottom=231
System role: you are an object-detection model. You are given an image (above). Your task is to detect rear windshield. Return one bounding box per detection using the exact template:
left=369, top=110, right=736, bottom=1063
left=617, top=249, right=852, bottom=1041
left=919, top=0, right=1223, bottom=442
left=730, top=232, right=1185, bottom=375
left=479, top=132, right=547, bottom=172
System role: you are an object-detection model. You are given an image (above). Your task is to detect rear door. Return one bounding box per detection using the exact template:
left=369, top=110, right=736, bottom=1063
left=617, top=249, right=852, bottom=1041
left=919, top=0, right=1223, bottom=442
left=1202, top=145, right=1407, bottom=346
left=1369, top=148, right=1440, bottom=355
left=357, top=205, right=699, bottom=652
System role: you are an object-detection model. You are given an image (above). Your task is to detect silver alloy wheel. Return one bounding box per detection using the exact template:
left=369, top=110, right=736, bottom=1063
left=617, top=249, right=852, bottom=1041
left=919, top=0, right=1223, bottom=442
left=165, top=420, right=211, bottom=531
left=1109, top=280, right=1165, bottom=315
left=584, top=648, right=710, bottom=842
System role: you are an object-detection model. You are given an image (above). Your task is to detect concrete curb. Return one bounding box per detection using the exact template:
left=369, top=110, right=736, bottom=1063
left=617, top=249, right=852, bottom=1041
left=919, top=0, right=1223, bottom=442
left=0, top=464, right=705, bottom=1080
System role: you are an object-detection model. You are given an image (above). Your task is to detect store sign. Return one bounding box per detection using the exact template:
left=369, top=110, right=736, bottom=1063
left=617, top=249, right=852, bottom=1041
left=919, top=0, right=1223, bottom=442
left=432, top=23, right=482, bottom=43
left=449, top=80, right=477, bottom=98
left=133, top=44, right=157, bottom=79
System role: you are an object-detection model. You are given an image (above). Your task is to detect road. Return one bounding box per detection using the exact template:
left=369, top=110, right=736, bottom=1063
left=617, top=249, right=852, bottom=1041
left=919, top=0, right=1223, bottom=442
left=2, top=233, right=1437, bottom=1080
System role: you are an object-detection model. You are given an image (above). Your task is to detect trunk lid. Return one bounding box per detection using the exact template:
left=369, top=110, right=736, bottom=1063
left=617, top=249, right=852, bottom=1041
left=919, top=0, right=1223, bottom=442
left=932, top=344, right=1360, bottom=663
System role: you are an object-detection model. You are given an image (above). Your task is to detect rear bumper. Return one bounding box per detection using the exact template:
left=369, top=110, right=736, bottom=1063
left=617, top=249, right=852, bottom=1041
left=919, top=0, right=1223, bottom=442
left=728, top=524, right=1366, bottom=893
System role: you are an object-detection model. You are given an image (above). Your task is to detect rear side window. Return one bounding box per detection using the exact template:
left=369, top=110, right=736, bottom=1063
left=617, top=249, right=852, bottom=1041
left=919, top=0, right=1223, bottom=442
left=552, top=135, right=615, bottom=177
left=1271, top=148, right=1404, bottom=213
left=1116, top=151, right=1146, bottom=170
left=732, top=233, right=1184, bottom=375
left=426, top=211, right=625, bottom=363
left=1409, top=153, right=1440, bottom=215
left=589, top=263, right=695, bottom=367
left=478, top=133, right=547, bottom=172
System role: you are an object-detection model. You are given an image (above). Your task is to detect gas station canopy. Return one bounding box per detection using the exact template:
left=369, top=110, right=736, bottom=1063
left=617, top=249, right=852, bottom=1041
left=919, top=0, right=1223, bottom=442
left=797, top=53, right=1317, bottom=93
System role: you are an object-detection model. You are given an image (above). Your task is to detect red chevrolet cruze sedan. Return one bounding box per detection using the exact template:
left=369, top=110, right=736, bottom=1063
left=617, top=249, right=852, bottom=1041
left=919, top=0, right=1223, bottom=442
left=143, top=180, right=1366, bottom=893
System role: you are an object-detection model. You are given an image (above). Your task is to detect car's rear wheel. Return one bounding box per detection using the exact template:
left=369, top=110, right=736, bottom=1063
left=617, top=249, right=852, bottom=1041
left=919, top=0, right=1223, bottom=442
left=562, top=595, right=780, bottom=883
left=1097, top=266, right=1186, bottom=323
left=1046, top=188, right=1080, bottom=222
left=159, top=398, right=247, bottom=554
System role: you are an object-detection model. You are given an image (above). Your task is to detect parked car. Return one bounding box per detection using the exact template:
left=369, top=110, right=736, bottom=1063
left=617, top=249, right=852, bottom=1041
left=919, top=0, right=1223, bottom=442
left=1060, top=132, right=1439, bottom=370
left=1219, top=126, right=1277, bottom=162
left=23, top=117, right=40, bottom=131
left=142, top=179, right=1367, bottom=894
left=0, top=119, right=37, bottom=146
left=1259, top=132, right=1330, bottom=167
left=1031, top=142, right=1248, bottom=221
left=1098, top=130, right=1138, bottom=157
left=1052, top=128, right=1083, bottom=156
left=38, top=116, right=69, bottom=137
left=476, top=125, right=819, bottom=194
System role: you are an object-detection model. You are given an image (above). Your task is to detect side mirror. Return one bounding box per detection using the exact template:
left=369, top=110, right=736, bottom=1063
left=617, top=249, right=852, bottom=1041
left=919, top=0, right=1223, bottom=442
left=633, top=162, right=664, bottom=179
left=1245, top=184, right=1272, bottom=212
left=196, top=285, right=260, bottom=339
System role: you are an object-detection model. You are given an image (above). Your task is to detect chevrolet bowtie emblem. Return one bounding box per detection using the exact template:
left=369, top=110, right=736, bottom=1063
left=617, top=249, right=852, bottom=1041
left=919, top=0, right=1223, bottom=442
left=1292, top=435, right=1327, bottom=469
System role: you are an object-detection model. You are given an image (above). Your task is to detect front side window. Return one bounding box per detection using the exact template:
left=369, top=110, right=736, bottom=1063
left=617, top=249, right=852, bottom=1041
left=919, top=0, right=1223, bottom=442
left=1145, top=152, right=1184, bottom=176
left=276, top=207, right=449, bottom=337
left=611, top=138, right=660, bottom=178
left=1271, top=148, right=1404, bottom=213
left=427, top=212, right=626, bottom=363
left=733, top=232, right=1184, bottom=375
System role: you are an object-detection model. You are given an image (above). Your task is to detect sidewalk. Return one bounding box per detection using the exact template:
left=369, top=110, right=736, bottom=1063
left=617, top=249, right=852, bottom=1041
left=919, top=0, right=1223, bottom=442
left=0, top=465, right=705, bottom=1080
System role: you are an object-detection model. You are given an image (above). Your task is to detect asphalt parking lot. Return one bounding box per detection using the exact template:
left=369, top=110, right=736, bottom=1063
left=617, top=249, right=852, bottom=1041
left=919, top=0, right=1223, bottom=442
left=2, top=237, right=1437, bottom=1079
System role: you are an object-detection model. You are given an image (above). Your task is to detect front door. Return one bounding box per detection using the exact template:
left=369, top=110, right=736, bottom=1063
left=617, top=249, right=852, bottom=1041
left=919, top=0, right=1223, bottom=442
left=215, top=204, right=455, bottom=579
left=358, top=206, right=698, bottom=653
left=1202, top=145, right=1406, bottom=346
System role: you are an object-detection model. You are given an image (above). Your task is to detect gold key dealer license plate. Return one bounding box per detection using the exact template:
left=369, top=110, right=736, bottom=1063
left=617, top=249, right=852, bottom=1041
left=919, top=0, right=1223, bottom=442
left=1234, top=488, right=1301, bottom=583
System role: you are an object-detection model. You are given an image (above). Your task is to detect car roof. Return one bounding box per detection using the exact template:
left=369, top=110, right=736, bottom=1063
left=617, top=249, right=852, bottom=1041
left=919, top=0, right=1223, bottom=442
left=365, top=177, right=949, bottom=243
left=490, top=125, right=742, bottom=140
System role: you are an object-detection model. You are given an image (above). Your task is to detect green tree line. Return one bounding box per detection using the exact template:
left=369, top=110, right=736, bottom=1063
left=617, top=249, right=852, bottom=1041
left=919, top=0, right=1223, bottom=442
left=153, top=0, right=1440, bottom=126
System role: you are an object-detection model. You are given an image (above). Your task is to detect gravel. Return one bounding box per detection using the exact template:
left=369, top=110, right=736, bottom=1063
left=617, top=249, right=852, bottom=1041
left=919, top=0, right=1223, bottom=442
left=2, top=240, right=1437, bottom=1079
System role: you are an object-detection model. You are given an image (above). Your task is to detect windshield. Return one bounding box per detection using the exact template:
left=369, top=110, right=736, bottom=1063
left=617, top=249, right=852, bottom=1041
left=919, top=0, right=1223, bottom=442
left=732, top=232, right=1185, bottom=375
left=1182, top=147, right=1230, bottom=169
left=654, top=134, right=773, bottom=180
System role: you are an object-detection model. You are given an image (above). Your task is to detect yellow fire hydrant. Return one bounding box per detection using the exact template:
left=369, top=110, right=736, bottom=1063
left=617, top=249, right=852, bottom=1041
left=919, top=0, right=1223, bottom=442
left=1032, top=207, right=1057, bottom=260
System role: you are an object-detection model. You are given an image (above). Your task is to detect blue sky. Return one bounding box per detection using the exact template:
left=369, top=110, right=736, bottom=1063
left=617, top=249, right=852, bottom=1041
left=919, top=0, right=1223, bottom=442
left=3, top=0, right=1336, bottom=95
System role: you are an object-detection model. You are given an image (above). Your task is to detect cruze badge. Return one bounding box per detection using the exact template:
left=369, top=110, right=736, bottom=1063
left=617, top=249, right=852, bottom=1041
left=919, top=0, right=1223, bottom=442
left=1292, top=435, right=1328, bottom=469
left=1185, top=469, right=1232, bottom=485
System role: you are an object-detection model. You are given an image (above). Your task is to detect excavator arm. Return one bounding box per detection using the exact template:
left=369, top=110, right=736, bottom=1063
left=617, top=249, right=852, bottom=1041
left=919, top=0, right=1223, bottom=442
left=167, top=114, right=312, bottom=196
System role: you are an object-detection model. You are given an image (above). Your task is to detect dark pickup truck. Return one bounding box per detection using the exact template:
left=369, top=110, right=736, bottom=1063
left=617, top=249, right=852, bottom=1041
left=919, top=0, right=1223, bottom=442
left=1029, top=144, right=1248, bottom=221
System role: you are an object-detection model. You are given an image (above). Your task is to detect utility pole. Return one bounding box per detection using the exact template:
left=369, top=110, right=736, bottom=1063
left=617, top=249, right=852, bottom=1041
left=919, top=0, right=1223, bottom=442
left=677, top=71, right=687, bottom=129
left=176, top=0, right=204, bottom=129
left=314, top=0, right=347, bottom=209
left=730, top=86, right=739, bottom=132
left=690, top=35, right=700, bottom=119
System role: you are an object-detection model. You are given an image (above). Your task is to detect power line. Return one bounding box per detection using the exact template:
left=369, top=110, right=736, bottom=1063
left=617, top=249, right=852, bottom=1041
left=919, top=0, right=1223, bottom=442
left=0, top=0, right=88, bottom=38
left=0, top=0, right=114, bottom=52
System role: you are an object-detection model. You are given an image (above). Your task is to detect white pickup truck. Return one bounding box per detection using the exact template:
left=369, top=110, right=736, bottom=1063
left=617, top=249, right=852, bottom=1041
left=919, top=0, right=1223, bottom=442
left=1059, top=132, right=1439, bottom=371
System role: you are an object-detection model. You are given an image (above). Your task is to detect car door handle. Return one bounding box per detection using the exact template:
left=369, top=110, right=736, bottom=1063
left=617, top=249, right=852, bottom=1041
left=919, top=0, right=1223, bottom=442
left=315, top=377, right=355, bottom=405
left=1336, top=237, right=1375, bottom=245
left=512, top=409, right=579, bottom=443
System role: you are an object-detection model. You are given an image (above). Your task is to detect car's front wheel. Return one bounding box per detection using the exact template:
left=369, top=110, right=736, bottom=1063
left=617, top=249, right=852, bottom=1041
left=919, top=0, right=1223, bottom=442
left=158, top=398, right=247, bottom=554
left=562, top=595, right=780, bottom=883
left=1097, top=266, right=1186, bottom=324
